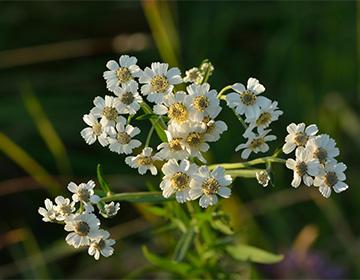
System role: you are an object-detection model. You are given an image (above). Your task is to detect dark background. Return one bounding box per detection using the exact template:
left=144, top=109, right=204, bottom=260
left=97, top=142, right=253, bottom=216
left=0, top=1, right=359, bottom=278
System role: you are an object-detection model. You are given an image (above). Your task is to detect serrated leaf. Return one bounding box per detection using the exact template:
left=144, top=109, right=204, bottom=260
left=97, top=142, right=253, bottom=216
left=226, top=244, right=284, bottom=264
left=142, top=246, right=191, bottom=276
left=96, top=164, right=111, bottom=194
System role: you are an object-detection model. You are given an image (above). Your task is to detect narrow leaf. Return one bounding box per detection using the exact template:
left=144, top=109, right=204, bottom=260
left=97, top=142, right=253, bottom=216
left=135, top=113, right=158, bottom=121
left=173, top=227, right=195, bottom=262
left=226, top=244, right=284, bottom=264
left=142, top=246, right=191, bottom=276
left=141, top=102, right=167, bottom=142
left=96, top=164, right=111, bottom=194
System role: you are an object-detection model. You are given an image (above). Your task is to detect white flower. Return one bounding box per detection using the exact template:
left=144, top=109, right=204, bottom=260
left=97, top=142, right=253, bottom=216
left=38, top=199, right=57, bottom=222
left=153, top=91, right=192, bottom=126
left=189, top=166, right=232, bottom=208
left=54, top=196, right=76, bottom=221
left=225, top=78, right=270, bottom=119
left=156, top=130, right=189, bottom=161
left=114, top=80, right=143, bottom=115
left=313, top=160, right=348, bottom=198
left=139, top=62, right=182, bottom=104
left=183, top=67, right=203, bottom=84
left=282, top=123, right=318, bottom=154
left=67, top=180, right=100, bottom=210
left=101, top=202, right=120, bottom=218
left=305, top=134, right=340, bottom=164
left=235, top=129, right=276, bottom=159
left=125, top=147, right=160, bottom=175
left=103, top=55, right=141, bottom=91
left=200, top=61, right=214, bottom=74
left=160, top=159, right=197, bottom=203
left=256, top=170, right=270, bottom=187
left=88, top=229, right=115, bottom=260
left=202, top=117, right=228, bottom=142
left=64, top=213, right=100, bottom=248
left=174, top=121, right=209, bottom=163
left=107, top=116, right=141, bottom=155
left=90, top=96, right=120, bottom=127
left=244, top=99, right=283, bottom=136
left=187, top=83, right=221, bottom=121
left=285, top=147, right=321, bottom=188
left=81, top=113, right=108, bottom=146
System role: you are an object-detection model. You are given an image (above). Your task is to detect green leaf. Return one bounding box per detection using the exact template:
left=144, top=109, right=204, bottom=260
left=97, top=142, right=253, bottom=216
left=210, top=212, right=234, bottom=235
left=135, top=113, right=158, bottom=121
left=173, top=227, right=195, bottom=262
left=226, top=244, right=284, bottom=264
left=142, top=246, right=191, bottom=276
left=96, top=164, right=111, bottom=194
left=141, top=102, right=167, bottom=142
left=100, top=192, right=173, bottom=203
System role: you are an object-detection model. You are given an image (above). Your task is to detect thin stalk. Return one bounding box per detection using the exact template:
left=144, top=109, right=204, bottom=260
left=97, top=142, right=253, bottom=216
left=208, top=156, right=286, bottom=170
left=231, top=108, right=248, bottom=129
left=100, top=191, right=172, bottom=203
left=145, top=124, right=155, bottom=147
left=216, top=85, right=232, bottom=99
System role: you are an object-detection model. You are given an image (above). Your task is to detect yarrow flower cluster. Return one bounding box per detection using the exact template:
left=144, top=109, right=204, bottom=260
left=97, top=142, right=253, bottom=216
left=40, top=55, right=349, bottom=261
left=283, top=123, right=348, bottom=198
left=38, top=180, right=119, bottom=260
left=225, top=78, right=283, bottom=159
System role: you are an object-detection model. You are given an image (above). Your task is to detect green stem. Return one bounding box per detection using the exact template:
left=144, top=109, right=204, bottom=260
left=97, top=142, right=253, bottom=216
left=140, top=101, right=167, bottom=142
left=208, top=156, right=286, bottom=170
left=225, top=168, right=265, bottom=178
left=145, top=125, right=155, bottom=147
left=100, top=191, right=173, bottom=203
left=216, top=85, right=232, bottom=99
left=231, top=108, right=248, bottom=129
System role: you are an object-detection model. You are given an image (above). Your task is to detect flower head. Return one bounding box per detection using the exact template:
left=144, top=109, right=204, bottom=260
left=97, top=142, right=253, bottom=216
left=90, top=96, right=120, bottom=127
left=81, top=113, right=108, bottom=146
left=139, top=62, right=182, bottom=104
left=183, top=67, right=203, bottom=84
left=160, top=159, right=198, bottom=203
left=67, top=180, right=100, bottom=209
left=54, top=196, right=76, bottom=221
left=189, top=166, right=232, bottom=208
left=103, top=55, right=141, bottom=91
left=107, top=116, right=141, bottom=155
left=313, top=160, right=348, bottom=198
left=125, top=147, right=160, bottom=175
left=202, top=117, right=228, bottom=142
left=226, top=78, right=270, bottom=119
left=235, top=129, right=276, bottom=159
left=101, top=202, right=120, bottom=218
left=285, top=147, right=321, bottom=188
left=114, top=80, right=143, bottom=115
left=305, top=134, right=340, bottom=164
left=256, top=170, right=271, bottom=187
left=156, top=129, right=189, bottom=161
left=64, top=213, right=100, bottom=248
left=38, top=199, right=57, bottom=222
left=282, top=123, right=318, bottom=154
left=88, top=229, right=115, bottom=260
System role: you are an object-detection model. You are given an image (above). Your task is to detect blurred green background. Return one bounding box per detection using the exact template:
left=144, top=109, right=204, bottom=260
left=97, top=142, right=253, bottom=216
left=0, top=1, right=359, bottom=278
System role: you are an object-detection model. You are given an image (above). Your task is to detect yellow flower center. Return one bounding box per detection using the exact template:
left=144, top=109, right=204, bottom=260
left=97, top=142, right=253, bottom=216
left=102, top=106, right=118, bottom=121
left=193, top=96, right=209, bottom=112
left=117, top=132, right=131, bottom=144
left=77, top=188, right=90, bottom=202
left=168, top=103, right=188, bottom=123
left=92, top=123, right=102, bottom=136
left=151, top=75, right=169, bottom=93
left=256, top=112, right=272, bottom=126
left=171, top=172, right=190, bottom=191
left=325, top=172, right=338, bottom=187
left=295, top=161, right=307, bottom=176
left=294, top=132, right=308, bottom=146
left=75, top=221, right=90, bottom=236
left=240, top=90, right=257, bottom=106
left=186, top=132, right=203, bottom=147
left=136, top=156, right=153, bottom=166
left=314, top=147, right=327, bottom=163
left=202, top=177, right=220, bottom=196
left=169, top=138, right=183, bottom=151
left=120, top=92, right=135, bottom=105
left=116, top=67, right=132, bottom=83
left=249, top=138, right=265, bottom=150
